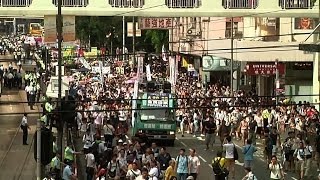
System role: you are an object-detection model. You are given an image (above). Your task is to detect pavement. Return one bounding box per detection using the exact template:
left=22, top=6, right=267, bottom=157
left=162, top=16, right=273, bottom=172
left=0, top=56, right=39, bottom=180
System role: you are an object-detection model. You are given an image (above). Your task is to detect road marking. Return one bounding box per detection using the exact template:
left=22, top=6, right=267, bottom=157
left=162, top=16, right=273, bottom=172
left=180, top=142, right=187, bottom=147
left=208, top=164, right=212, bottom=168
left=176, top=137, right=179, bottom=140
left=197, top=137, right=205, bottom=141
left=291, top=178, right=298, bottom=180
left=198, top=155, right=207, bottom=163
left=235, top=160, right=244, bottom=166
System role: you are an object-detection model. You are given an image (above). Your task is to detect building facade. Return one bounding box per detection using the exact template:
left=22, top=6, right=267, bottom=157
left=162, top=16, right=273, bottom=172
left=171, top=16, right=315, bottom=102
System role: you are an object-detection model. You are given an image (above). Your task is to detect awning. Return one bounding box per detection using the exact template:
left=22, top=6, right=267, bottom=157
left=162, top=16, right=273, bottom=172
left=207, top=39, right=314, bottom=62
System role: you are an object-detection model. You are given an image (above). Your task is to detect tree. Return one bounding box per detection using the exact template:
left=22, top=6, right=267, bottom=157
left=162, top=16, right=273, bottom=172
left=144, top=30, right=169, bottom=53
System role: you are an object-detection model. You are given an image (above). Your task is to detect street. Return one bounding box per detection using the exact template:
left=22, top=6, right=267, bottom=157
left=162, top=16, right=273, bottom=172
left=166, top=132, right=318, bottom=180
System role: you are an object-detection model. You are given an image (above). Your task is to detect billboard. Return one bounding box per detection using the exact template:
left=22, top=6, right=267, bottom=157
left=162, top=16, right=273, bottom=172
left=63, top=16, right=76, bottom=42
left=44, top=15, right=57, bottom=43
left=127, top=22, right=141, bottom=37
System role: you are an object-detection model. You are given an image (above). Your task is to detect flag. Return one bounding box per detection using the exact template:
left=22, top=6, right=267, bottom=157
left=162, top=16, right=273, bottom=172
left=162, top=45, right=168, bottom=61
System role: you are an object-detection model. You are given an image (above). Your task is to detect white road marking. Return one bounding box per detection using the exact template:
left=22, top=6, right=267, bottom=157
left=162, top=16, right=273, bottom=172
left=176, top=137, right=179, bottom=140
left=180, top=142, right=187, bottom=147
left=291, top=178, right=298, bottom=180
left=198, top=155, right=207, bottom=163
left=197, top=137, right=205, bottom=141
left=208, top=164, right=212, bottom=168
left=235, top=160, right=244, bottom=166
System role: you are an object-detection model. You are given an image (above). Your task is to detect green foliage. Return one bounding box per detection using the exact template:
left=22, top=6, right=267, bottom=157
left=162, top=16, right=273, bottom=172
left=144, top=30, right=169, bottom=53
left=75, top=16, right=123, bottom=47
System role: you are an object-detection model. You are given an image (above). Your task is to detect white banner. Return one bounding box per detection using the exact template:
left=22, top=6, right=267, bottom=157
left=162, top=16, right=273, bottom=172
left=79, top=57, right=91, bottom=69
left=132, top=80, right=139, bottom=128
left=169, top=56, right=175, bottom=85
left=137, top=56, right=144, bottom=82
left=146, top=64, right=152, bottom=82
left=102, top=67, right=111, bottom=74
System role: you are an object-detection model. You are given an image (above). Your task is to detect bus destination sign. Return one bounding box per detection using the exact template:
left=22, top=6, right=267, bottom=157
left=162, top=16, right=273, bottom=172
left=147, top=93, right=169, bottom=107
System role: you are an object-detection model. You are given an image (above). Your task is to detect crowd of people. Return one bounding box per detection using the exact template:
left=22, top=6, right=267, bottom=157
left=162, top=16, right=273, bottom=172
left=44, top=51, right=320, bottom=180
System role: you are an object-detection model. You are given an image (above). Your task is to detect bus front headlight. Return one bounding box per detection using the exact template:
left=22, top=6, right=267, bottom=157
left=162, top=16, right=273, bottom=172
left=169, top=131, right=175, bottom=135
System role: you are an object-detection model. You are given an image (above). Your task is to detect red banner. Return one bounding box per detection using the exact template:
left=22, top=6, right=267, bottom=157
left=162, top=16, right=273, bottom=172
left=245, top=63, right=285, bottom=75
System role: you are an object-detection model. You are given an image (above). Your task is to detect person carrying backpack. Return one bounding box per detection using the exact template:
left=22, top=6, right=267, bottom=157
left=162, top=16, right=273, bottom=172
left=242, top=167, right=257, bottom=180
left=212, top=151, right=228, bottom=180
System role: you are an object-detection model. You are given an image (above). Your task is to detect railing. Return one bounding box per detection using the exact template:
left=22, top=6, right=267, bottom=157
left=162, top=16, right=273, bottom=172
left=223, top=0, right=258, bottom=9
left=165, top=0, right=201, bottom=8
left=108, top=0, right=144, bottom=8
left=0, top=0, right=33, bottom=7
left=279, top=0, right=315, bottom=9
left=52, top=0, right=89, bottom=7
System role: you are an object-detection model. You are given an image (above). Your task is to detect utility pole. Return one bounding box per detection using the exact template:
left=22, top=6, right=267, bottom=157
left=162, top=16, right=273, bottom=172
left=57, top=0, right=63, bottom=157
left=230, top=17, right=234, bottom=93
left=122, top=16, right=125, bottom=61
left=132, top=17, right=136, bottom=66
left=36, top=119, right=41, bottom=180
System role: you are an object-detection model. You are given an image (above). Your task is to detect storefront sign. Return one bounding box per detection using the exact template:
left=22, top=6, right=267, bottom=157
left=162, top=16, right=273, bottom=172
left=139, top=18, right=174, bottom=29
left=245, top=63, right=285, bottom=75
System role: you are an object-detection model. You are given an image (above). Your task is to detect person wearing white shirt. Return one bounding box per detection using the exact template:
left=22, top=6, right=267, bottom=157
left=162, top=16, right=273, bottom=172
left=188, top=149, right=200, bottom=180
left=136, top=168, right=149, bottom=180
left=85, top=149, right=95, bottom=180
left=269, top=155, right=284, bottom=180
left=21, top=113, right=30, bottom=145
left=148, top=160, right=159, bottom=180
left=223, top=136, right=235, bottom=179
left=293, top=141, right=306, bottom=180
left=126, top=162, right=141, bottom=180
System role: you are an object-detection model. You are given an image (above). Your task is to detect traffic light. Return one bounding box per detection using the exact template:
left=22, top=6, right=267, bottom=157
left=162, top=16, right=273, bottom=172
left=34, top=127, right=53, bottom=165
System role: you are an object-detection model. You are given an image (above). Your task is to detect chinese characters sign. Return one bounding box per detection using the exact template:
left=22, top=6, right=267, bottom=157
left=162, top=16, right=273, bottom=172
left=139, top=18, right=174, bottom=30
left=146, top=93, right=170, bottom=107
left=245, top=63, right=285, bottom=76
left=143, top=123, right=172, bottom=130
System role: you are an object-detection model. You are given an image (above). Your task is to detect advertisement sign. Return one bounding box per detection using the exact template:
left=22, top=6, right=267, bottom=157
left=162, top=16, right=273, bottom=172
left=169, top=56, right=175, bottom=85
left=139, top=18, right=174, bottom=29
left=202, top=55, right=230, bottom=71
left=127, top=22, right=141, bottom=37
left=245, top=63, right=285, bottom=75
left=44, top=15, right=57, bottom=43
left=63, top=16, right=76, bottom=42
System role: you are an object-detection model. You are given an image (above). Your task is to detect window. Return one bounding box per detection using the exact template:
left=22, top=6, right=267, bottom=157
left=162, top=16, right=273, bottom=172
left=279, top=0, right=315, bottom=9
left=225, top=22, right=243, bottom=38
left=294, top=18, right=318, bottom=30
left=165, top=0, right=201, bottom=8
left=223, top=0, right=258, bottom=9
left=1, top=0, right=33, bottom=7
left=52, top=0, right=89, bottom=7
left=140, top=109, right=173, bottom=121
left=109, top=0, right=144, bottom=8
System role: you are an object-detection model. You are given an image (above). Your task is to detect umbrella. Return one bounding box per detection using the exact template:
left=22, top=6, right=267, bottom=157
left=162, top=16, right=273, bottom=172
left=77, top=67, right=90, bottom=72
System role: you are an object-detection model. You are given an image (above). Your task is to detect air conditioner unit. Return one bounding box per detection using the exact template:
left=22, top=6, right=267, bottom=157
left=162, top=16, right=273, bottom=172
left=187, top=28, right=196, bottom=36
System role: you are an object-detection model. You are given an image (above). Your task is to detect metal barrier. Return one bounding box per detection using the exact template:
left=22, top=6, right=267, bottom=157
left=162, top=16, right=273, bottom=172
left=52, top=0, right=89, bottom=7
left=108, top=0, right=144, bottom=8
left=223, top=0, right=258, bottom=9
left=165, top=0, right=201, bottom=8
left=1, top=0, right=33, bottom=7
left=279, top=0, right=314, bottom=9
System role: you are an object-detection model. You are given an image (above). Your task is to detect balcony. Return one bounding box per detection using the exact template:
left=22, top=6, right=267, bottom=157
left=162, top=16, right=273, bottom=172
left=0, top=0, right=32, bottom=7
left=165, top=0, right=201, bottom=8
left=223, top=0, right=258, bottom=9
left=279, top=0, right=315, bottom=9
left=52, top=0, right=89, bottom=7
left=108, top=0, right=144, bottom=8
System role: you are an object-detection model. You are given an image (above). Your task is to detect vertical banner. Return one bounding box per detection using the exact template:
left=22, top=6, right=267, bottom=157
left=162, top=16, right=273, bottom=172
left=132, top=80, right=139, bottom=128
left=174, top=56, right=178, bottom=87
left=146, top=64, right=152, bottom=82
left=137, top=56, right=144, bottom=82
left=169, top=56, right=175, bottom=85
left=44, top=16, right=57, bottom=43
left=99, top=61, right=104, bottom=84
left=63, top=16, right=76, bottom=42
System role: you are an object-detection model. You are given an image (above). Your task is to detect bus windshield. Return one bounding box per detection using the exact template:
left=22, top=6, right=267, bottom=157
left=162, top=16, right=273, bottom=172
left=140, top=109, right=173, bottom=121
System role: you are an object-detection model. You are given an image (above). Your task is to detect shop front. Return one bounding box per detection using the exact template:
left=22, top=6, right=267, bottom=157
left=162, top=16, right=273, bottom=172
left=245, top=62, right=285, bottom=96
